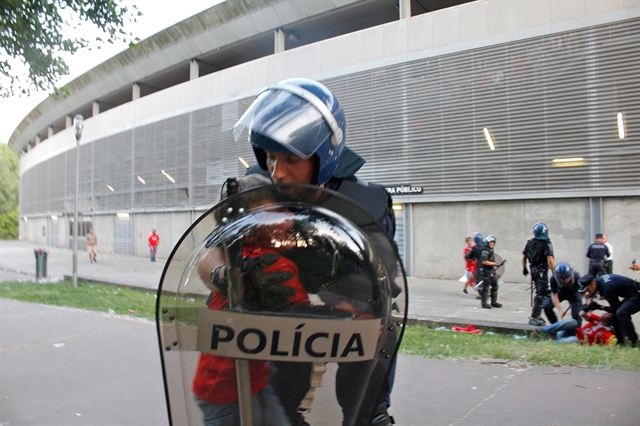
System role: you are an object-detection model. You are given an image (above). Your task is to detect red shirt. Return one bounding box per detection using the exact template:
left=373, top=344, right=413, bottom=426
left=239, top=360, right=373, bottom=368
left=464, top=246, right=477, bottom=272
left=192, top=246, right=308, bottom=404
left=148, top=232, right=159, bottom=247
left=576, top=313, right=616, bottom=346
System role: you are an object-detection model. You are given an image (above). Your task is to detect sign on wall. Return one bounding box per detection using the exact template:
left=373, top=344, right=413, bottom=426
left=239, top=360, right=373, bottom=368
left=384, top=185, right=423, bottom=195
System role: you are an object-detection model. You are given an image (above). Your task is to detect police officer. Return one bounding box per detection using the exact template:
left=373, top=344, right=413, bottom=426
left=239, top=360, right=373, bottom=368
left=477, top=235, right=503, bottom=309
left=233, top=78, right=399, bottom=425
left=543, top=262, right=582, bottom=325
left=586, top=233, right=610, bottom=277
left=578, top=273, right=640, bottom=347
left=522, top=223, right=556, bottom=326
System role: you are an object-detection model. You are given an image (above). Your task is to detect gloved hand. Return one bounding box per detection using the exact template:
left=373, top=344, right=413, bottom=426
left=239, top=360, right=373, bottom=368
left=522, top=266, right=529, bottom=276
left=242, top=253, right=295, bottom=309
left=210, top=253, right=295, bottom=308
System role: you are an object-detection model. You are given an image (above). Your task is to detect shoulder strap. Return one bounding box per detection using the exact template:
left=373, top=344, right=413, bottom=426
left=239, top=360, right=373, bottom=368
left=335, top=178, right=395, bottom=238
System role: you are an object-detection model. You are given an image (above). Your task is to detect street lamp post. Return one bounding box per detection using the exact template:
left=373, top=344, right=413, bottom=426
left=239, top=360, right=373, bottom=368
left=72, top=114, right=84, bottom=289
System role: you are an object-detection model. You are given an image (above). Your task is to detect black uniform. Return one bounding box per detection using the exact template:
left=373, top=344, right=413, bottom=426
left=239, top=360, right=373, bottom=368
left=478, top=245, right=499, bottom=306
left=522, top=238, right=554, bottom=320
left=586, top=242, right=610, bottom=277
left=543, top=271, right=582, bottom=324
left=592, top=274, right=640, bottom=346
left=269, top=175, right=400, bottom=426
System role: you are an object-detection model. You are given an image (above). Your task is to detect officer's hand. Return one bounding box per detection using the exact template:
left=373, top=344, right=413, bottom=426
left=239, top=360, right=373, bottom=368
left=583, top=300, right=603, bottom=312
left=522, top=266, right=529, bottom=276
left=242, top=253, right=295, bottom=309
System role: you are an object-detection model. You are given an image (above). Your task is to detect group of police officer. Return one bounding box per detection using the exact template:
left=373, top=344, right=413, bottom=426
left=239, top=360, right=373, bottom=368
left=521, top=223, right=640, bottom=347
left=179, top=76, right=638, bottom=426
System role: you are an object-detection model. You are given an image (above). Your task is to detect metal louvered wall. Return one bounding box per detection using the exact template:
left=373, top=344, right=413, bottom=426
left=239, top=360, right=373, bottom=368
left=20, top=18, right=640, bottom=216
left=329, top=18, right=639, bottom=195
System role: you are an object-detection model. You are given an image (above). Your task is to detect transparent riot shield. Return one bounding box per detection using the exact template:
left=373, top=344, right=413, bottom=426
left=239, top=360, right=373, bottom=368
left=156, top=184, right=408, bottom=426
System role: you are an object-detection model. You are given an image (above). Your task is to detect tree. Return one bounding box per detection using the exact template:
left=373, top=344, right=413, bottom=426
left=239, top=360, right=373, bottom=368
left=0, top=0, right=140, bottom=97
left=0, top=144, right=19, bottom=239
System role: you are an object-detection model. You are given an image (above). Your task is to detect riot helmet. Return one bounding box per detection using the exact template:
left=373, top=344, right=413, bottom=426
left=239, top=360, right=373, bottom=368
left=233, top=78, right=346, bottom=185
left=532, top=223, right=550, bottom=241
left=554, top=262, right=574, bottom=287
left=472, top=232, right=483, bottom=245
left=485, top=235, right=496, bottom=245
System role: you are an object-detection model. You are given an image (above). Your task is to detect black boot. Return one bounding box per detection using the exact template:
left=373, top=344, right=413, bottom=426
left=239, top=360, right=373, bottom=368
left=481, top=293, right=491, bottom=309
left=490, top=282, right=501, bottom=308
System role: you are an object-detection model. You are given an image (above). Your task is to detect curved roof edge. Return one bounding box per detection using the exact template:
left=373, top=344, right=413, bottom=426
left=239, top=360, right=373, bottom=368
left=9, top=0, right=365, bottom=153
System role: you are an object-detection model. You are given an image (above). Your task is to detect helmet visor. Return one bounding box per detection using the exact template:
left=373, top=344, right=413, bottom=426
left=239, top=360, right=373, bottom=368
left=233, top=87, right=339, bottom=159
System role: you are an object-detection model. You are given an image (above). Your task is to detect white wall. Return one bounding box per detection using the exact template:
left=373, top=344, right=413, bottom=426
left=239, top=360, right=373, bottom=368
left=411, top=196, right=640, bottom=282
left=93, top=215, right=115, bottom=254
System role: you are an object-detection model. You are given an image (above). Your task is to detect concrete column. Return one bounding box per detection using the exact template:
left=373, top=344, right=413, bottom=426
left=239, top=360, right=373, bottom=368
left=132, top=82, right=141, bottom=100
left=589, top=197, right=602, bottom=237
left=66, top=116, right=73, bottom=128
left=274, top=28, right=285, bottom=53
left=92, top=101, right=100, bottom=116
left=48, top=126, right=54, bottom=138
left=190, top=59, right=200, bottom=80
left=399, top=0, right=411, bottom=19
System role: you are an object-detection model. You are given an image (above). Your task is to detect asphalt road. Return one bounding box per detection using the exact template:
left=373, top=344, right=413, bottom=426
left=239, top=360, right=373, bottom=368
left=1, top=298, right=639, bottom=426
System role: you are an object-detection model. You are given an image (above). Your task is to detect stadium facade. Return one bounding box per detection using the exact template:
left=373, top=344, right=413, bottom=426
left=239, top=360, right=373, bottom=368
left=10, top=0, right=640, bottom=281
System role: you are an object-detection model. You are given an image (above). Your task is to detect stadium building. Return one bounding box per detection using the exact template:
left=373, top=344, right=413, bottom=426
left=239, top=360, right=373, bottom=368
left=9, top=0, right=640, bottom=281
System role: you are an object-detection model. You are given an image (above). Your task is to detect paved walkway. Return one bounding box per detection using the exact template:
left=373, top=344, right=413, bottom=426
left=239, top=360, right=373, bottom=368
left=2, top=239, right=639, bottom=333
left=2, top=298, right=639, bottom=426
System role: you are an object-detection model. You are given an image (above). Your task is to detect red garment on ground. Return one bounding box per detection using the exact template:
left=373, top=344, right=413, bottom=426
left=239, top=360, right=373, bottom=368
left=192, top=246, right=309, bottom=404
left=576, top=313, right=616, bottom=346
left=452, top=324, right=482, bottom=334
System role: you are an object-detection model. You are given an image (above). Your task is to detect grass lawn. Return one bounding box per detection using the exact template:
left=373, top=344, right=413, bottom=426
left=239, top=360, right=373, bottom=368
left=400, top=324, right=640, bottom=371
left=0, top=279, right=158, bottom=320
left=2, top=280, right=639, bottom=370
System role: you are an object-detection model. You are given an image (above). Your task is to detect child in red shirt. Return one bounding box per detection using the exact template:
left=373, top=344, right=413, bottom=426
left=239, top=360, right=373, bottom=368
left=462, top=237, right=477, bottom=294
left=193, top=209, right=307, bottom=425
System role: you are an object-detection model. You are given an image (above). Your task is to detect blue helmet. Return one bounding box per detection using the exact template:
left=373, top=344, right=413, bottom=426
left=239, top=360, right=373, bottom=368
left=485, top=235, right=496, bottom=245
left=554, top=262, right=574, bottom=287
left=233, top=78, right=346, bottom=185
left=472, top=232, right=483, bottom=245
left=532, top=223, right=549, bottom=241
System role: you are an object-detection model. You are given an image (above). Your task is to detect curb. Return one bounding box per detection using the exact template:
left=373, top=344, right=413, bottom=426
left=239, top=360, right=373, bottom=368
left=406, top=315, right=537, bottom=335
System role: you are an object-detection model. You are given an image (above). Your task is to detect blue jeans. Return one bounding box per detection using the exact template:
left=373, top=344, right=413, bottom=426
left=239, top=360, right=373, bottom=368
left=541, top=319, right=579, bottom=344
left=196, top=385, right=289, bottom=426
left=149, top=247, right=156, bottom=262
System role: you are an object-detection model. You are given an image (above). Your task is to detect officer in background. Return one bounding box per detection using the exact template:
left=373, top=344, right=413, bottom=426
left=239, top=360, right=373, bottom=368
left=586, top=233, right=610, bottom=277
left=477, top=235, right=503, bottom=309
left=233, top=78, right=399, bottom=425
left=603, top=234, right=614, bottom=274
left=543, top=262, right=582, bottom=325
left=578, top=273, right=640, bottom=347
left=522, top=223, right=556, bottom=326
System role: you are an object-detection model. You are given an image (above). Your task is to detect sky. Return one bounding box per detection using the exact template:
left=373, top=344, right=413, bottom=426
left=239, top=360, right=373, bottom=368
left=0, top=0, right=225, bottom=145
